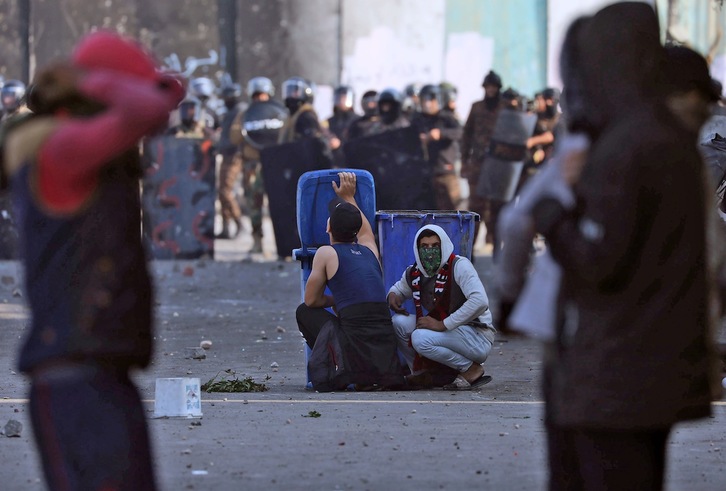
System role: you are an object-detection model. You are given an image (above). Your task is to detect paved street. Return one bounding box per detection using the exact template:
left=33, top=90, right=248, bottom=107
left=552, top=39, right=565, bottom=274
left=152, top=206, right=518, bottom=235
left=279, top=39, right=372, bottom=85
left=0, top=232, right=725, bottom=490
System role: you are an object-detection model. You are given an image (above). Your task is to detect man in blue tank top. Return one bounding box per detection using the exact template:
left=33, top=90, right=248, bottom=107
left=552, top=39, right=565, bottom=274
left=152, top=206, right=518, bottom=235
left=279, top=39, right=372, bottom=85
left=296, top=172, right=405, bottom=391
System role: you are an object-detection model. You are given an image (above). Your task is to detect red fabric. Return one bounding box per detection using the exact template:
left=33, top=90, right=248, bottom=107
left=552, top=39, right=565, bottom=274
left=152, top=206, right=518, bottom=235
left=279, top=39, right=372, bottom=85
left=34, top=31, right=186, bottom=213
left=410, top=253, right=456, bottom=372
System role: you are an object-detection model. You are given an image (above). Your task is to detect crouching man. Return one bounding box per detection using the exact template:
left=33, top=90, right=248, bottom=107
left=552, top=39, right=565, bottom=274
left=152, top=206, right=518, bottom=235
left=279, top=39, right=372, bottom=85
left=387, top=225, right=496, bottom=389
left=296, top=172, right=405, bottom=391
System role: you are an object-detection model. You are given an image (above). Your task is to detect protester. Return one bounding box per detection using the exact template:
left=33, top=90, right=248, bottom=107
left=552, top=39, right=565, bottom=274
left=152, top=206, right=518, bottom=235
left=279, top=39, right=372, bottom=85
left=1, top=31, right=184, bottom=490
left=387, top=224, right=495, bottom=390
left=296, top=172, right=405, bottom=391
left=529, top=4, right=718, bottom=489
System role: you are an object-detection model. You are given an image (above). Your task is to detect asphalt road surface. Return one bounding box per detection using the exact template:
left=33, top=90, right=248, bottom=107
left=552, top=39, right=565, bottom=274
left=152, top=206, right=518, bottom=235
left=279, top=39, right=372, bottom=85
left=0, top=230, right=724, bottom=490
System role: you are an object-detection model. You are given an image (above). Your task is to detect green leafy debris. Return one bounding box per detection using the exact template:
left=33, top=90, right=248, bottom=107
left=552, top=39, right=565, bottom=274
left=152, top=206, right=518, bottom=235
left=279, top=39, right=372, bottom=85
left=304, top=410, right=322, bottom=418
left=201, top=370, right=270, bottom=393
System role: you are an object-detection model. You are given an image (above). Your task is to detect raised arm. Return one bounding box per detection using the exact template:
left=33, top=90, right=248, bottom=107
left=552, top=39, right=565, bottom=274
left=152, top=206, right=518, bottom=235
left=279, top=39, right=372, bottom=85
left=332, top=171, right=378, bottom=257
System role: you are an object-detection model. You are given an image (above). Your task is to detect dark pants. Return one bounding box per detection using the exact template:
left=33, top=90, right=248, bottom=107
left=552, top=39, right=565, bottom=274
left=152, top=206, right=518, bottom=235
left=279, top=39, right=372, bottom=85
left=296, top=303, right=336, bottom=349
left=29, top=362, right=156, bottom=491
left=547, top=423, right=670, bottom=491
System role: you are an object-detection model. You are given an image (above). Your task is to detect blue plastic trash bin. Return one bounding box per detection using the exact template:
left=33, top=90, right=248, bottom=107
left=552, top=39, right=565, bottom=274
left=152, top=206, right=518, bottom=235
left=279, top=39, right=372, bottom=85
left=375, top=210, right=480, bottom=315
left=294, top=169, right=377, bottom=387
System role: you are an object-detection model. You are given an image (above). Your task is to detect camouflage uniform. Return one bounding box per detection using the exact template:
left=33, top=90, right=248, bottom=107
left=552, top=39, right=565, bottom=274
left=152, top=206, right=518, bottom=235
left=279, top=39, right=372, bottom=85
left=230, top=110, right=265, bottom=252
left=217, top=104, right=245, bottom=238
left=461, top=99, right=502, bottom=244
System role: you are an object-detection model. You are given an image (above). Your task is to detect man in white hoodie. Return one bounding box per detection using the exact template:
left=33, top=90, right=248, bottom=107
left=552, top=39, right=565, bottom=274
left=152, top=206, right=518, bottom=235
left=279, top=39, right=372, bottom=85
left=387, top=225, right=496, bottom=389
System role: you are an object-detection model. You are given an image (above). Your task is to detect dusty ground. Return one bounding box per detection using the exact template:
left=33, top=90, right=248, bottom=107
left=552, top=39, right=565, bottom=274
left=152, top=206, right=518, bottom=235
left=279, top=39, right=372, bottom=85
left=0, top=225, right=725, bottom=490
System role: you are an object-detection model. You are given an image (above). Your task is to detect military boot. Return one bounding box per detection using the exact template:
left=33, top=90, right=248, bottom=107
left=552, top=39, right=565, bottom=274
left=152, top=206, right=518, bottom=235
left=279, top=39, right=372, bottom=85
left=251, top=231, right=263, bottom=253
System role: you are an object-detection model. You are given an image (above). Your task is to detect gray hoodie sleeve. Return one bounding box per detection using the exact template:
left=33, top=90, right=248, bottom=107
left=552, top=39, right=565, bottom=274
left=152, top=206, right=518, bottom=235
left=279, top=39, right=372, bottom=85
left=443, top=258, right=491, bottom=330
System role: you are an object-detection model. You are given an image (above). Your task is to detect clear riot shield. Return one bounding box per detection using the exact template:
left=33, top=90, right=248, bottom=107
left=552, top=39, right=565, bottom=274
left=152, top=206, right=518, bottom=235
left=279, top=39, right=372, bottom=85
left=476, top=110, right=538, bottom=202
left=141, top=136, right=216, bottom=259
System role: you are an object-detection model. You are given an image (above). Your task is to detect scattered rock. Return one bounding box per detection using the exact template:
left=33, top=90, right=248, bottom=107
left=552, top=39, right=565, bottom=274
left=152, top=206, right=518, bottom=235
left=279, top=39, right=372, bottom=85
left=275, top=326, right=286, bottom=333
left=182, top=266, right=194, bottom=276
left=270, top=362, right=279, bottom=368
left=199, top=340, right=213, bottom=350
left=184, top=347, right=207, bottom=360
left=4, top=419, right=22, bottom=437
left=1, top=276, right=14, bottom=286
left=12, top=288, right=22, bottom=298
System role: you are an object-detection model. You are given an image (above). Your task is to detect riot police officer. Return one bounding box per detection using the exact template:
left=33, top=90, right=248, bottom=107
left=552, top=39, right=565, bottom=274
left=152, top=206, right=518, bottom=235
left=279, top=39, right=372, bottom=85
left=190, top=76, right=221, bottom=132
left=369, top=88, right=409, bottom=134
left=167, top=97, right=213, bottom=138
left=326, top=85, right=357, bottom=166
left=439, top=82, right=460, bottom=121
left=229, top=76, right=286, bottom=253
left=402, top=82, right=422, bottom=119
left=346, top=90, right=378, bottom=140
left=410, top=84, right=463, bottom=210
left=461, top=69, right=504, bottom=248
left=1, top=80, right=28, bottom=123
left=216, top=82, right=245, bottom=239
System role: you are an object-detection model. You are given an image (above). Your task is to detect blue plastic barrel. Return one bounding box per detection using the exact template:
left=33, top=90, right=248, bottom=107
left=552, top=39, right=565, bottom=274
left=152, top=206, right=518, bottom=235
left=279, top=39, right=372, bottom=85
left=375, top=210, right=480, bottom=314
left=294, top=169, right=377, bottom=387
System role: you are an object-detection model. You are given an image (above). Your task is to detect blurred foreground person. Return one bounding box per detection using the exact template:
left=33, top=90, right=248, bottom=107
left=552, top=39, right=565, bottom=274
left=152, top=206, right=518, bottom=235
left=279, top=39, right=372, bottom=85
left=1, top=31, right=184, bottom=490
left=530, top=5, right=719, bottom=490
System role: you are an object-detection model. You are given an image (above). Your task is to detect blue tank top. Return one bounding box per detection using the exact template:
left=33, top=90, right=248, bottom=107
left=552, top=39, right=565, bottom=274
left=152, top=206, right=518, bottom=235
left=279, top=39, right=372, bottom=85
left=326, top=243, right=385, bottom=311
left=12, top=154, right=153, bottom=373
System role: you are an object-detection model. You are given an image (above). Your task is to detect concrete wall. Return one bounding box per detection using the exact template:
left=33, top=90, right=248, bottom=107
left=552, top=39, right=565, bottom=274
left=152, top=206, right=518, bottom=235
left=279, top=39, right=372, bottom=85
left=340, top=0, right=446, bottom=116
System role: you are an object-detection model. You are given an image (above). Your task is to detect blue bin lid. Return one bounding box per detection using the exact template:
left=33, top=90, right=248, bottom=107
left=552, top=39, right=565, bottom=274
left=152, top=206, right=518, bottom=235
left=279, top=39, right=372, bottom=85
left=296, top=169, right=376, bottom=249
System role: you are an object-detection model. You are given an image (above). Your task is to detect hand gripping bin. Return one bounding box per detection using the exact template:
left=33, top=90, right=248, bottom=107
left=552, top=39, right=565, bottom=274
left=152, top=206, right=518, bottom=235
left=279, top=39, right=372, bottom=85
left=375, top=211, right=480, bottom=315
left=294, top=169, right=376, bottom=387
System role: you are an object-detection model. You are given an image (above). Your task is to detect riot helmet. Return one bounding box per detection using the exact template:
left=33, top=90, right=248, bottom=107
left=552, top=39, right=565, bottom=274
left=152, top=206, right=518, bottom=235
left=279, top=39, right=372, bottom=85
left=378, top=88, right=403, bottom=124
left=179, top=96, right=201, bottom=127
left=403, top=82, right=422, bottom=113
left=190, top=77, right=216, bottom=102
left=220, top=83, right=242, bottom=109
left=1, top=80, right=26, bottom=113
left=333, top=85, right=354, bottom=111
left=246, top=76, right=275, bottom=99
left=220, top=83, right=242, bottom=99
left=360, top=90, right=378, bottom=117
left=281, top=76, right=314, bottom=114
left=439, top=82, right=458, bottom=109
left=418, top=84, right=442, bottom=114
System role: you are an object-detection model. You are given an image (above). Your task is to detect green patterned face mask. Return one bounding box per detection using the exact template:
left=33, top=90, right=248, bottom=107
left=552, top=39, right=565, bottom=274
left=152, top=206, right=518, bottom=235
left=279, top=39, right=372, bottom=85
left=418, top=246, right=442, bottom=276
